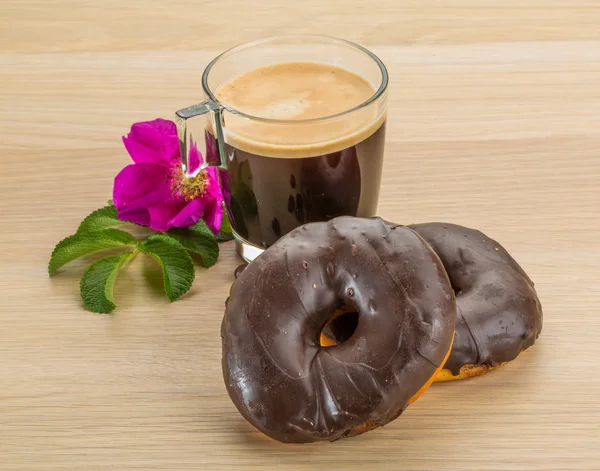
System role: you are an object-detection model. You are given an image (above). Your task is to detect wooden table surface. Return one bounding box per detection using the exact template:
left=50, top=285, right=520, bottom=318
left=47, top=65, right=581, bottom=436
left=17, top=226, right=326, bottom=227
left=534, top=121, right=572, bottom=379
left=1, top=1, right=600, bottom=470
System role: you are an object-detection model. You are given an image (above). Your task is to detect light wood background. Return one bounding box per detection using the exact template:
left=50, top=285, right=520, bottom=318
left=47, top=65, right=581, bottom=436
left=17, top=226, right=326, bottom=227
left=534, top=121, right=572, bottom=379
left=1, top=1, right=599, bottom=470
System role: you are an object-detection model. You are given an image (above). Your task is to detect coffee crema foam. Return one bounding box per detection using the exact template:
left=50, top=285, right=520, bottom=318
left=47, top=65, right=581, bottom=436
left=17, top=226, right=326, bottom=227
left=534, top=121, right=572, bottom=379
left=214, top=62, right=385, bottom=158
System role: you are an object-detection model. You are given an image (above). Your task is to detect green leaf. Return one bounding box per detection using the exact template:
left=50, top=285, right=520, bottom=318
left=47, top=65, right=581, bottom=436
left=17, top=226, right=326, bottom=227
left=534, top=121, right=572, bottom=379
left=48, top=229, right=138, bottom=276
left=77, top=204, right=126, bottom=233
left=80, top=251, right=135, bottom=313
left=139, top=234, right=195, bottom=301
left=216, top=211, right=234, bottom=242
left=163, top=220, right=219, bottom=267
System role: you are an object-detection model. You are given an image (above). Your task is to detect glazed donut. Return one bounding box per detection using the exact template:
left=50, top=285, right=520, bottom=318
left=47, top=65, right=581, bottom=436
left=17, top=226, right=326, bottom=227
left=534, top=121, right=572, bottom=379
left=221, top=217, right=456, bottom=443
left=410, top=223, right=543, bottom=381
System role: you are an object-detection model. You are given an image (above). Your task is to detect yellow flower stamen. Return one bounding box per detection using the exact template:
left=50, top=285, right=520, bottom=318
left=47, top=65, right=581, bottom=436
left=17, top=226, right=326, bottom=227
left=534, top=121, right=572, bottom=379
left=170, top=166, right=209, bottom=202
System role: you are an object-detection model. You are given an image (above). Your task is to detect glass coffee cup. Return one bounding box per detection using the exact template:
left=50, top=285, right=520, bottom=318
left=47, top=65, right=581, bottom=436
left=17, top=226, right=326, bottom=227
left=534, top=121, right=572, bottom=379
left=176, top=35, right=388, bottom=262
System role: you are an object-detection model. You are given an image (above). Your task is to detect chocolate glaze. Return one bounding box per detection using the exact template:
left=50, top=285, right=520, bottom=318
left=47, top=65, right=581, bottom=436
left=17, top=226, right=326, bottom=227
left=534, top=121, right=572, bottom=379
left=408, top=223, right=543, bottom=375
left=221, top=217, right=456, bottom=443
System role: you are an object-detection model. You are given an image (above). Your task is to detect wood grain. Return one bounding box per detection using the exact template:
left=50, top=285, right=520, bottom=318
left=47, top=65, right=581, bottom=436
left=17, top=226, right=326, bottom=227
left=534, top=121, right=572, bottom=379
left=1, top=1, right=599, bottom=470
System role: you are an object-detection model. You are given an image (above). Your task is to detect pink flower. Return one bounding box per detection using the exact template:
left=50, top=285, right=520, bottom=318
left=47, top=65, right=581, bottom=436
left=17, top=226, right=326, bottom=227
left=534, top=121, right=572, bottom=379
left=113, top=118, right=224, bottom=233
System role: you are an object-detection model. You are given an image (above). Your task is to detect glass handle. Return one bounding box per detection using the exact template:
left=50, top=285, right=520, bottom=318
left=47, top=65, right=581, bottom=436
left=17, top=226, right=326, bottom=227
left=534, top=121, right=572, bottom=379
left=175, top=101, right=226, bottom=177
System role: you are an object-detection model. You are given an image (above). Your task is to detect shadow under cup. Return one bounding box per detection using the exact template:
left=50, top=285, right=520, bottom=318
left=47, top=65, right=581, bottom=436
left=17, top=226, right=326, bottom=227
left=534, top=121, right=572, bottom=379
left=196, top=36, right=388, bottom=262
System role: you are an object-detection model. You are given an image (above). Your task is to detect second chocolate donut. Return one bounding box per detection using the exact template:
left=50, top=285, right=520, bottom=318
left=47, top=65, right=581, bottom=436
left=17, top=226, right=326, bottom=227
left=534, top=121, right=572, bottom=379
left=409, top=223, right=543, bottom=381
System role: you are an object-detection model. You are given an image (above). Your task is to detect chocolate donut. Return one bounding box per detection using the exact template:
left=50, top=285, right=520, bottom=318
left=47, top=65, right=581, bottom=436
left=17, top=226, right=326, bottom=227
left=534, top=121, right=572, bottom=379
left=408, top=223, right=543, bottom=380
left=221, top=217, right=456, bottom=443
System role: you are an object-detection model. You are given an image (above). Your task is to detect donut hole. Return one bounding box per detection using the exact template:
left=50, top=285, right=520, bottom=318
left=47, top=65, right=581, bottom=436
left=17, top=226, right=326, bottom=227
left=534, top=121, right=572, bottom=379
left=319, top=304, right=359, bottom=347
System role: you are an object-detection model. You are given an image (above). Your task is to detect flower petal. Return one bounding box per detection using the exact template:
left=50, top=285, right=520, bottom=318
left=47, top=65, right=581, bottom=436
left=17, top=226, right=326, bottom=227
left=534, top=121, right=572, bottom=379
left=116, top=207, right=151, bottom=226
left=205, top=131, right=220, bottom=166
left=168, top=198, right=206, bottom=229
left=122, top=118, right=180, bottom=166
left=217, top=168, right=231, bottom=205
left=113, top=162, right=172, bottom=211
left=202, top=167, right=225, bottom=233
left=202, top=198, right=223, bottom=234
left=187, top=140, right=205, bottom=175
left=206, top=167, right=225, bottom=204
left=147, top=198, right=188, bottom=232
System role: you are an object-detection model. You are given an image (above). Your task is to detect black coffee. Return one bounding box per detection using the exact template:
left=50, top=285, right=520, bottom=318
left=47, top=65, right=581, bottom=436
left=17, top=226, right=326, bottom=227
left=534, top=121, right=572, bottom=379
left=214, top=62, right=386, bottom=248
left=221, top=121, right=385, bottom=248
